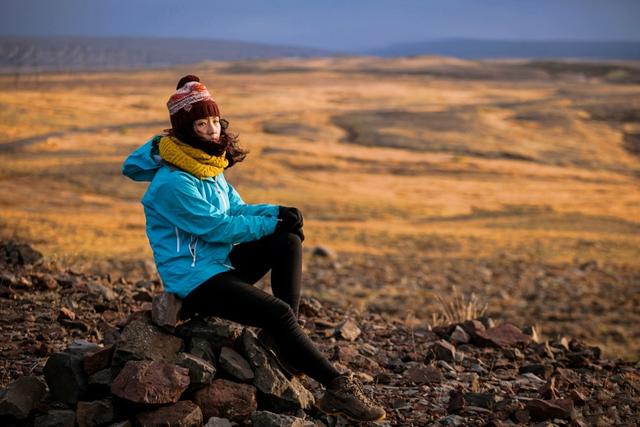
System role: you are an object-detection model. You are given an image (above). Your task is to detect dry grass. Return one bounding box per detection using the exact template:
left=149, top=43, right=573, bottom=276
left=0, top=57, right=639, bottom=356
left=431, top=286, right=489, bottom=326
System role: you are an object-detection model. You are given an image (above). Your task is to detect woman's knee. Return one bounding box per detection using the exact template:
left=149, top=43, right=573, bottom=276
left=266, top=297, right=298, bottom=327
left=270, top=231, right=301, bottom=250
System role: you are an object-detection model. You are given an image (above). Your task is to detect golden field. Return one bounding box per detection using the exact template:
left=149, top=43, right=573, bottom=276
left=1, top=56, right=639, bottom=358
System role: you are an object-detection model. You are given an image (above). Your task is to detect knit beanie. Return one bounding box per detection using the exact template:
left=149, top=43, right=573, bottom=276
left=167, top=75, right=221, bottom=132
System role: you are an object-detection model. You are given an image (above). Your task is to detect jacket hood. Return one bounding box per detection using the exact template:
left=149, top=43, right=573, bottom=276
left=122, top=136, right=163, bottom=182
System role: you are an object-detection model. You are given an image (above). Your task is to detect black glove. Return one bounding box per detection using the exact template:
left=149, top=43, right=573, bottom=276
left=276, top=206, right=305, bottom=242
left=277, top=206, right=303, bottom=230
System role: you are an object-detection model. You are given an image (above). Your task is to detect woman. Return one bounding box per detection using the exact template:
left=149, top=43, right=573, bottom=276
left=122, top=75, right=386, bottom=422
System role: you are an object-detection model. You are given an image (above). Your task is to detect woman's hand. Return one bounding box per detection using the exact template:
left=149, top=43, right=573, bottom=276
left=277, top=206, right=305, bottom=241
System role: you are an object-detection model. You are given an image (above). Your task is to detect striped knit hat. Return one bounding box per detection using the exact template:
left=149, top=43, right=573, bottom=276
left=167, top=75, right=220, bottom=131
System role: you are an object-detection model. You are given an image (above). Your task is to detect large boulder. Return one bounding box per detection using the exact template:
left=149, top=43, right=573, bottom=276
left=176, top=352, right=216, bottom=385
left=238, top=329, right=314, bottom=412
left=218, top=346, right=254, bottom=382
left=43, top=352, right=88, bottom=405
left=110, top=360, right=190, bottom=404
left=113, top=320, right=183, bottom=365
left=136, top=400, right=203, bottom=427
left=190, top=379, right=257, bottom=423
left=0, top=376, right=47, bottom=419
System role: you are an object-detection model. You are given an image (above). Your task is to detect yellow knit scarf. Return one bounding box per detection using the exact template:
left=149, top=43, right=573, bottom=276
left=158, top=135, right=228, bottom=179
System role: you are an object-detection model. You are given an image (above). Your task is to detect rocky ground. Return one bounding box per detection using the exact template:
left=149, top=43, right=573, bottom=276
left=1, top=240, right=639, bottom=426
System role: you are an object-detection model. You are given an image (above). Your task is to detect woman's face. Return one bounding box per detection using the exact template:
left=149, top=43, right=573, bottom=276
left=193, top=116, right=221, bottom=143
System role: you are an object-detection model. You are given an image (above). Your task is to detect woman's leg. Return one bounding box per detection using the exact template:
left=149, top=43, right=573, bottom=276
left=229, top=231, right=302, bottom=316
left=182, top=271, right=340, bottom=386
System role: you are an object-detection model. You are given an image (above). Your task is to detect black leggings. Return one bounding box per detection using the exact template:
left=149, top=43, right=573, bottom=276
left=182, top=231, right=341, bottom=386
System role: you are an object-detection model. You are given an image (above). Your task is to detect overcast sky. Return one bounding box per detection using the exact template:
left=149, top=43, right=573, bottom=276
left=1, top=0, right=639, bottom=52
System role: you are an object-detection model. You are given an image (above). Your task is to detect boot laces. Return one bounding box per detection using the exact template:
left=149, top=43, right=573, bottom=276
left=342, top=375, right=375, bottom=407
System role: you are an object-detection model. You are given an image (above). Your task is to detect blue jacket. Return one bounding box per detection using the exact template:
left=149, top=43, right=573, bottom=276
left=121, top=137, right=279, bottom=298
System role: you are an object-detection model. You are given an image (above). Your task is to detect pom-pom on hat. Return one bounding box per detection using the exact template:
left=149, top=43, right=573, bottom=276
left=167, top=75, right=221, bottom=131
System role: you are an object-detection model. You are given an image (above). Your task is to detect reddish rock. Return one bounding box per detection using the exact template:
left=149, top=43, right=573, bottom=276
left=136, top=400, right=203, bottom=427
left=0, top=376, right=46, bottom=419
left=431, top=339, right=456, bottom=362
left=190, top=379, right=257, bottom=423
left=76, top=399, right=116, bottom=427
left=460, top=319, right=486, bottom=338
left=474, top=323, right=531, bottom=348
left=58, top=307, right=76, bottom=321
left=151, top=292, right=183, bottom=332
left=111, top=360, right=190, bottom=404
left=332, top=344, right=359, bottom=363
left=405, top=364, right=443, bottom=384
left=525, top=398, right=574, bottom=421
left=83, top=345, right=114, bottom=375
left=113, top=320, right=183, bottom=365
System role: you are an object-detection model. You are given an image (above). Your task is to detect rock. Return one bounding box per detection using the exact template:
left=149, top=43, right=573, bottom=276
left=110, top=360, right=190, bottom=404
left=334, top=319, right=361, bottom=341
left=463, top=392, right=495, bottom=410
left=332, top=344, right=359, bottom=363
left=83, top=345, right=114, bottom=375
left=136, top=400, right=203, bottom=427
left=151, top=292, right=183, bottom=332
left=525, top=398, right=574, bottom=421
left=450, top=326, right=470, bottom=344
left=58, top=307, right=76, bottom=321
left=473, top=323, right=531, bottom=348
left=191, top=379, right=257, bottom=423
left=0, top=376, right=46, bottom=419
left=133, top=289, right=154, bottom=302
left=251, top=410, right=315, bottom=427
left=33, top=410, right=76, bottom=427
left=447, top=389, right=465, bottom=414
left=460, top=319, right=486, bottom=338
left=76, top=399, right=116, bottom=427
left=0, top=240, right=43, bottom=266
left=431, top=340, right=456, bottom=362
left=204, top=418, right=233, bottom=427
left=404, top=364, right=443, bottom=384
left=33, top=273, right=58, bottom=290
left=177, top=352, right=216, bottom=385
left=519, top=363, right=553, bottom=380
left=86, top=281, right=116, bottom=301
left=176, top=318, right=241, bottom=351
left=88, top=368, right=113, bottom=394
left=113, top=320, right=183, bottom=365
left=188, top=337, right=216, bottom=364
left=238, top=328, right=314, bottom=411
left=298, top=297, right=323, bottom=317
left=538, top=377, right=559, bottom=400
left=311, top=245, right=336, bottom=258
left=43, top=352, right=89, bottom=405
left=218, top=346, right=254, bottom=382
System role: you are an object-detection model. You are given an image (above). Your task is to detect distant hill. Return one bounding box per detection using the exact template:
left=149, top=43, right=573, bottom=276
left=369, top=38, right=640, bottom=60
left=0, top=36, right=336, bottom=73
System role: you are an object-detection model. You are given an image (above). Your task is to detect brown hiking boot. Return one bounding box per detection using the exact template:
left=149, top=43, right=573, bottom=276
left=316, top=373, right=386, bottom=422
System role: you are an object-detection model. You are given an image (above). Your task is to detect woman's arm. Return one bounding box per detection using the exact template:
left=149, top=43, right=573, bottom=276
left=147, top=173, right=278, bottom=244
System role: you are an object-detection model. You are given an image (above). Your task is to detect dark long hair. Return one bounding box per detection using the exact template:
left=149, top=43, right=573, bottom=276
left=167, top=118, right=248, bottom=168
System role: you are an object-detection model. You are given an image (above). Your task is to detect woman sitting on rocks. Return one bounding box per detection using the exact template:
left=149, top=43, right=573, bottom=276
left=122, top=74, right=385, bottom=422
